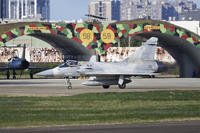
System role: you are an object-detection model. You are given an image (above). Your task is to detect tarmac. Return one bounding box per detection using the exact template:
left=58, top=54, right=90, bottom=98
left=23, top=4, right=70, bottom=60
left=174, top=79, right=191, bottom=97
left=0, top=78, right=200, bottom=96
left=1, top=121, right=200, bottom=133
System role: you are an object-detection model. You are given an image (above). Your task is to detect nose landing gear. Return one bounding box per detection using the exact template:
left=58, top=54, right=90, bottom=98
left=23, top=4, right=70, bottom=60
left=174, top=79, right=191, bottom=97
left=65, top=77, right=72, bottom=89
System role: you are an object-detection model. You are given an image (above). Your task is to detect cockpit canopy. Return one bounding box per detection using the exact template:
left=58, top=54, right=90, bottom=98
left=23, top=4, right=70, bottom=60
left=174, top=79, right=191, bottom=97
left=8, top=57, right=21, bottom=62
left=59, top=60, right=79, bottom=68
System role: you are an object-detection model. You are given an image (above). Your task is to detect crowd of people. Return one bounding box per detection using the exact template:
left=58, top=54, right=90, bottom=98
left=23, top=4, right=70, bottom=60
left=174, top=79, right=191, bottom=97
left=0, top=47, right=22, bottom=62
left=156, top=47, right=175, bottom=64
left=0, top=47, right=64, bottom=63
left=29, top=48, right=64, bottom=63
left=101, top=47, right=136, bottom=62
left=0, top=46, right=175, bottom=64
left=101, top=47, right=175, bottom=64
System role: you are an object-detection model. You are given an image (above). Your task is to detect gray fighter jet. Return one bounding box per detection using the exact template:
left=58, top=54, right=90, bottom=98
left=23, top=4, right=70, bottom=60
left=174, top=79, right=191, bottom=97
left=76, top=37, right=166, bottom=89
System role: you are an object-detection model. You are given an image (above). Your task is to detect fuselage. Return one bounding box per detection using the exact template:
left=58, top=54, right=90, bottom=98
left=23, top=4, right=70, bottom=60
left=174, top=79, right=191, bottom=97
left=7, top=57, right=29, bottom=70
left=78, top=60, right=159, bottom=76
left=78, top=60, right=163, bottom=88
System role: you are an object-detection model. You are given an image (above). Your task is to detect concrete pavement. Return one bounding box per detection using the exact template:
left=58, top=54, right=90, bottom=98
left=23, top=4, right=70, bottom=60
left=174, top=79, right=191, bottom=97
left=0, top=78, right=199, bottom=96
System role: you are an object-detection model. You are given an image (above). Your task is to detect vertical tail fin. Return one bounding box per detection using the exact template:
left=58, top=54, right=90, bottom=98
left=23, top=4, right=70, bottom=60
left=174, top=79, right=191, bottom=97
left=123, top=37, right=158, bottom=63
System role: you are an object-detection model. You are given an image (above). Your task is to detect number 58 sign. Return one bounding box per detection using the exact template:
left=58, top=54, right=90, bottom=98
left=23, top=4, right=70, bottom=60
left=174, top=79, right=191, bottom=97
left=80, top=29, right=94, bottom=44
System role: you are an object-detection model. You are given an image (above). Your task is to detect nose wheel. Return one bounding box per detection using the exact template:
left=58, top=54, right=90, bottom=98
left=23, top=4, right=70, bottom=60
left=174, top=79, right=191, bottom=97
left=65, top=77, right=72, bottom=89
left=6, top=70, right=10, bottom=79
left=13, top=70, right=16, bottom=79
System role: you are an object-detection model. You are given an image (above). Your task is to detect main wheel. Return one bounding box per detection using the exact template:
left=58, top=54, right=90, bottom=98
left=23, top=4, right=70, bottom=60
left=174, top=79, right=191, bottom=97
left=13, top=75, right=16, bottom=79
left=30, top=72, right=33, bottom=79
left=13, top=70, right=16, bottom=79
left=103, top=85, right=110, bottom=89
left=118, top=84, right=126, bottom=89
left=149, top=75, right=155, bottom=78
left=6, top=71, right=10, bottom=79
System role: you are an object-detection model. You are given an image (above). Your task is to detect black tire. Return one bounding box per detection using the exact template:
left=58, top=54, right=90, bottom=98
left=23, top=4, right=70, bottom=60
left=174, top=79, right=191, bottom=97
left=149, top=75, right=155, bottom=78
left=118, top=84, right=126, bottom=89
left=6, top=71, right=10, bottom=79
left=13, top=70, right=16, bottom=79
left=13, top=75, right=16, bottom=79
left=30, top=73, right=33, bottom=79
left=103, top=85, right=110, bottom=89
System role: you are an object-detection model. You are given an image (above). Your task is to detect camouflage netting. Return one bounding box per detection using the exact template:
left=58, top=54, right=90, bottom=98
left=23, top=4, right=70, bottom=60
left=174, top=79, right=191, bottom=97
left=0, top=20, right=200, bottom=55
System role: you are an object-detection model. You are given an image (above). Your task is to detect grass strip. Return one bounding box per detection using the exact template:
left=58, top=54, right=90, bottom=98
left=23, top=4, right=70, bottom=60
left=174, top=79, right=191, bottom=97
left=0, top=91, right=200, bottom=127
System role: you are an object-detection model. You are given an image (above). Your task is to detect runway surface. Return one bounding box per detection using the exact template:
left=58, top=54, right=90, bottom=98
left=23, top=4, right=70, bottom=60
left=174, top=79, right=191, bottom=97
left=0, top=78, right=200, bottom=96
left=1, top=121, right=200, bottom=133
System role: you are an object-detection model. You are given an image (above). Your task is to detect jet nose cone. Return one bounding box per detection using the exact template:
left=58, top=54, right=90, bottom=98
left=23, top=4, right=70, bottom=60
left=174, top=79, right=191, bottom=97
left=35, top=70, right=54, bottom=77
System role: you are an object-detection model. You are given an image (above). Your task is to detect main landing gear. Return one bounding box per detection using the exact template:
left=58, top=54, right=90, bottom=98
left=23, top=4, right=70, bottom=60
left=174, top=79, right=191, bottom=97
left=103, top=85, right=110, bottom=89
left=118, top=83, right=126, bottom=89
left=12, top=70, right=16, bottom=79
left=6, top=70, right=10, bottom=79
left=29, top=70, right=34, bottom=79
left=102, top=84, right=127, bottom=89
left=65, top=77, right=72, bottom=89
left=5, top=69, right=34, bottom=79
left=5, top=70, right=17, bottom=79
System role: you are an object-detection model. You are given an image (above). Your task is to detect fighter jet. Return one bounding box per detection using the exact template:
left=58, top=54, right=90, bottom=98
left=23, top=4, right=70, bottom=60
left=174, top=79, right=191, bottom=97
left=0, top=44, right=45, bottom=79
left=76, top=37, right=166, bottom=89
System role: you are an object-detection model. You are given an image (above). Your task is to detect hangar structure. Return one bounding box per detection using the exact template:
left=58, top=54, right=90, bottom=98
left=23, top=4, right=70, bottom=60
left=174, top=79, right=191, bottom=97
left=0, top=20, right=200, bottom=78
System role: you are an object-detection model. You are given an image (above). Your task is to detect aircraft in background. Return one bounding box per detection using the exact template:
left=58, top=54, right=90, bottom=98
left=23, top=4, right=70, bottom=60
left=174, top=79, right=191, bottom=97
left=76, top=37, right=167, bottom=89
left=0, top=44, right=44, bottom=79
